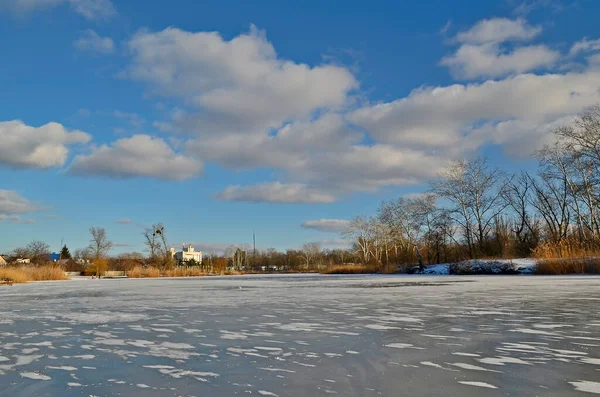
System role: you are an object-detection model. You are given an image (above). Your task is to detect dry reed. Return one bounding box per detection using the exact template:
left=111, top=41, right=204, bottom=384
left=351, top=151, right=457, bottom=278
left=0, top=266, right=68, bottom=284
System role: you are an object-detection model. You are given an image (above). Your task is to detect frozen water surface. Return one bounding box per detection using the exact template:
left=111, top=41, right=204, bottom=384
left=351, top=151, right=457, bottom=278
left=1, top=274, right=599, bottom=396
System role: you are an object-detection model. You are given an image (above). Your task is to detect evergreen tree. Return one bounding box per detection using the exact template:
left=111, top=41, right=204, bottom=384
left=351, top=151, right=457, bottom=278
left=60, top=245, right=72, bottom=260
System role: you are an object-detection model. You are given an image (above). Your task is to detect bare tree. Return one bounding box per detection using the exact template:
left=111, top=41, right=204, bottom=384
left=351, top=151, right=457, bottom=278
left=226, top=245, right=247, bottom=271
left=11, top=246, right=31, bottom=260
left=143, top=223, right=173, bottom=270
left=432, top=157, right=508, bottom=258
left=25, top=240, right=51, bottom=264
left=88, top=227, right=113, bottom=259
left=530, top=168, right=571, bottom=248
left=343, top=216, right=375, bottom=264
left=300, top=243, right=321, bottom=269
left=503, top=172, right=539, bottom=254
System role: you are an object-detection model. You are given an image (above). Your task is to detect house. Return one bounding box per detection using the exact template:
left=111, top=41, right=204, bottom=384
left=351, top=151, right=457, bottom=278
left=170, top=245, right=202, bottom=264
left=0, top=255, right=6, bottom=267
left=16, top=258, right=30, bottom=264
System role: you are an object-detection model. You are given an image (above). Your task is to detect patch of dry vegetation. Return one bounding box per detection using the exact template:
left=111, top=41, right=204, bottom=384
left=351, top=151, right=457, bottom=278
left=127, top=266, right=243, bottom=278
left=532, top=239, right=600, bottom=274
left=535, top=257, right=600, bottom=275
left=127, top=266, right=161, bottom=278
left=322, top=264, right=379, bottom=274
left=0, top=266, right=68, bottom=284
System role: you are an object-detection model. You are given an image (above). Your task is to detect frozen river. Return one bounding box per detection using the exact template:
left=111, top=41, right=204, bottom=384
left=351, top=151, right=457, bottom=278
left=1, top=274, right=599, bottom=396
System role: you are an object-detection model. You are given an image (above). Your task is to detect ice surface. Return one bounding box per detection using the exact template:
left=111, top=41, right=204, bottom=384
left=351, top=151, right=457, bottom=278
left=0, top=274, right=599, bottom=396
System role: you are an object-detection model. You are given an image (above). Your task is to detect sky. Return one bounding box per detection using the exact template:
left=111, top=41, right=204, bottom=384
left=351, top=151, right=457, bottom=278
left=1, top=0, right=600, bottom=256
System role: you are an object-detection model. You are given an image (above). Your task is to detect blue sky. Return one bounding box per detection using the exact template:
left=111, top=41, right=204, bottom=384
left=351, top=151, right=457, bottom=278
left=1, top=0, right=599, bottom=255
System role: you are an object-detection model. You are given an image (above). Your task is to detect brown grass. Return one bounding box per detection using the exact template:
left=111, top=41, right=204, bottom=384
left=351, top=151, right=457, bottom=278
left=163, top=267, right=209, bottom=277
left=127, top=266, right=243, bottom=278
left=322, top=264, right=379, bottom=274
left=532, top=239, right=600, bottom=259
left=127, top=266, right=161, bottom=278
left=535, top=257, right=600, bottom=275
left=0, top=266, right=68, bottom=284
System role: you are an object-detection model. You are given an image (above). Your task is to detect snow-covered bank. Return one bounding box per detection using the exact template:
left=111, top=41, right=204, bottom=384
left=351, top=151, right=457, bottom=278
left=420, top=258, right=537, bottom=275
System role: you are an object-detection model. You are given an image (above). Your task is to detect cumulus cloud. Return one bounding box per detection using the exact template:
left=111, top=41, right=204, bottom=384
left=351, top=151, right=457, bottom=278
left=68, top=134, right=202, bottom=180
left=455, top=18, right=541, bottom=44
left=0, top=190, right=45, bottom=218
left=350, top=71, right=600, bottom=155
left=115, top=24, right=600, bottom=203
left=301, top=219, right=350, bottom=233
left=187, top=113, right=359, bottom=171
left=0, top=120, right=91, bottom=169
left=126, top=26, right=357, bottom=136
left=2, top=0, right=116, bottom=19
left=74, top=30, right=115, bottom=53
left=443, top=18, right=558, bottom=79
left=570, top=38, right=600, bottom=56
left=441, top=43, right=559, bottom=79
left=217, top=182, right=337, bottom=204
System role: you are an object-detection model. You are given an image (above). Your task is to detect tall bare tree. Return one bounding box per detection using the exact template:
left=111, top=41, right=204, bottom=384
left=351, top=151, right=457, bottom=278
left=343, top=216, right=375, bottom=264
left=143, top=223, right=173, bottom=270
left=300, top=243, right=321, bottom=269
left=432, top=157, right=508, bottom=258
left=89, top=227, right=113, bottom=259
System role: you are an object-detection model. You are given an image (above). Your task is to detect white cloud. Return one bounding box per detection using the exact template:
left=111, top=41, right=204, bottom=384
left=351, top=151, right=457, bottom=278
left=217, top=182, right=336, bottom=204
left=301, top=219, right=350, bottom=233
left=187, top=113, right=359, bottom=171
left=443, top=18, right=558, bottom=79
left=0, top=190, right=44, bottom=217
left=125, top=26, right=357, bottom=136
left=350, top=71, right=600, bottom=155
left=514, top=0, right=573, bottom=16
left=3, top=0, right=116, bottom=19
left=68, top=134, right=202, bottom=180
left=6, top=215, right=37, bottom=224
left=118, top=24, right=600, bottom=203
left=69, top=0, right=115, bottom=19
left=455, top=18, right=541, bottom=44
left=441, top=43, right=559, bottom=79
left=0, top=120, right=91, bottom=169
left=74, top=30, right=115, bottom=54
left=570, top=38, right=600, bottom=56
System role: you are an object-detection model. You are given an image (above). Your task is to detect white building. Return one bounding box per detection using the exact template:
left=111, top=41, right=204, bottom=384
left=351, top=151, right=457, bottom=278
left=170, top=245, right=202, bottom=264
left=0, top=256, right=6, bottom=267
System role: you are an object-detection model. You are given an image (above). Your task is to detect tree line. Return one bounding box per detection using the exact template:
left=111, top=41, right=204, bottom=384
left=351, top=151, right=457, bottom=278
left=4, top=106, right=600, bottom=272
left=343, top=105, right=600, bottom=269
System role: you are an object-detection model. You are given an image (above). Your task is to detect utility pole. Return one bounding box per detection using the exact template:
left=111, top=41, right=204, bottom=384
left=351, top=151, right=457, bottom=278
left=58, top=238, right=64, bottom=261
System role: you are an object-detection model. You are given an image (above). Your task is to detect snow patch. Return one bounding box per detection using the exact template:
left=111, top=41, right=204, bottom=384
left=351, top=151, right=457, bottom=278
left=458, top=381, right=497, bottom=389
